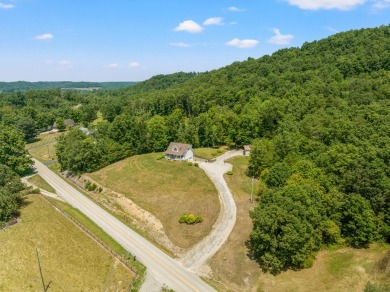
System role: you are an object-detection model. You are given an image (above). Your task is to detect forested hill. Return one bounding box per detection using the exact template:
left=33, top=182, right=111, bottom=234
left=0, top=81, right=138, bottom=92
left=108, top=25, right=389, bottom=117
left=116, top=71, right=199, bottom=94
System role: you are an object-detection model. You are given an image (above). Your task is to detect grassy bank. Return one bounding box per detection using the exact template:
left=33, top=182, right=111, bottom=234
left=28, top=174, right=56, bottom=193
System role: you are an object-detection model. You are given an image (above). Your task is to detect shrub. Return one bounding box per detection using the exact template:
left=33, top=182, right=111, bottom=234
left=97, top=187, right=103, bottom=193
left=211, top=151, right=218, bottom=156
left=194, top=162, right=199, bottom=167
left=31, top=188, right=41, bottom=194
left=187, top=162, right=193, bottom=166
left=85, top=180, right=97, bottom=191
left=227, top=170, right=233, bottom=175
left=179, top=213, right=203, bottom=225
left=195, top=215, right=203, bottom=223
left=156, top=154, right=165, bottom=160
left=217, top=149, right=223, bottom=153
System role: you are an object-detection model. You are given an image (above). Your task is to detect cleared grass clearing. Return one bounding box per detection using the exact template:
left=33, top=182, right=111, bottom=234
left=194, top=147, right=227, bottom=160
left=28, top=174, right=56, bottom=193
left=26, top=132, right=63, bottom=162
left=89, top=153, right=219, bottom=249
left=0, top=195, right=135, bottom=291
left=208, top=156, right=390, bottom=292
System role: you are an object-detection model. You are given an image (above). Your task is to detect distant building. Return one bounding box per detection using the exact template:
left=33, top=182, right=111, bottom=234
left=164, top=142, right=193, bottom=162
left=52, top=118, right=75, bottom=130
left=64, top=119, right=76, bottom=127
left=243, top=145, right=251, bottom=156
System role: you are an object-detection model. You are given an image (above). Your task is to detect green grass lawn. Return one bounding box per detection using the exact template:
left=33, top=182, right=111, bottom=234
left=193, top=147, right=227, bottom=160
left=89, top=152, right=219, bottom=249
left=0, top=195, right=135, bottom=291
left=26, top=132, right=63, bottom=162
left=28, top=174, right=56, bottom=193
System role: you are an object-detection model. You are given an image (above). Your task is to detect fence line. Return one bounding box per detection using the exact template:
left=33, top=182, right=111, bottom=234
left=39, top=195, right=139, bottom=277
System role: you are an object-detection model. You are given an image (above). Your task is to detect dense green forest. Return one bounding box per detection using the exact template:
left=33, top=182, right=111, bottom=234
left=0, top=81, right=138, bottom=92
left=0, top=25, right=389, bottom=272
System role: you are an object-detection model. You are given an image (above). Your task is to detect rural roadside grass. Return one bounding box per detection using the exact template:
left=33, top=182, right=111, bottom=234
left=46, top=197, right=146, bottom=291
left=0, top=195, right=135, bottom=291
left=26, top=132, right=63, bottom=162
left=208, top=156, right=390, bottom=292
left=28, top=174, right=56, bottom=193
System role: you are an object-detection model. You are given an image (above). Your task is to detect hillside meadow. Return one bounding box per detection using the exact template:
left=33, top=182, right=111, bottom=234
left=89, top=152, right=219, bottom=249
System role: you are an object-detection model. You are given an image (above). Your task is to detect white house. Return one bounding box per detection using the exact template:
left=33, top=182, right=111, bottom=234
left=164, top=142, right=193, bottom=162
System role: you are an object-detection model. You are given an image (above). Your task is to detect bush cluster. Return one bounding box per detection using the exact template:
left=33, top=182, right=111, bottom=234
left=179, top=213, right=203, bottom=225
left=85, top=180, right=97, bottom=191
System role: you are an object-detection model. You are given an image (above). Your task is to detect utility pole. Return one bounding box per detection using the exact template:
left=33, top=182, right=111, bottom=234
left=36, top=248, right=46, bottom=292
left=251, top=176, right=254, bottom=204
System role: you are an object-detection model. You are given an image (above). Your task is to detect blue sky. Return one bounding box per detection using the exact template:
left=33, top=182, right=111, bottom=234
left=0, top=0, right=389, bottom=82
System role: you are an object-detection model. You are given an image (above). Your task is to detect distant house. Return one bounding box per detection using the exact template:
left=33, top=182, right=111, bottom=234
left=243, top=145, right=251, bottom=156
left=52, top=118, right=75, bottom=130
left=64, top=119, right=76, bottom=127
left=164, top=142, right=193, bottom=161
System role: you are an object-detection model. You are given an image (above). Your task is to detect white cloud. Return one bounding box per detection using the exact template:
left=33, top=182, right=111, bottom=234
left=226, top=38, right=259, bottom=49
left=268, top=28, right=294, bottom=45
left=169, top=42, right=191, bottom=47
left=286, top=0, right=366, bottom=10
left=128, top=62, right=140, bottom=68
left=35, top=33, right=54, bottom=40
left=227, top=6, right=244, bottom=12
left=372, top=0, right=390, bottom=8
left=174, top=20, right=203, bottom=33
left=0, top=3, right=14, bottom=9
left=105, top=63, right=120, bottom=68
left=230, top=21, right=238, bottom=25
left=203, top=17, right=224, bottom=26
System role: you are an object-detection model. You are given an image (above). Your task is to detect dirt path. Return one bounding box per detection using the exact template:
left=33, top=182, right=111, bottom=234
left=180, top=150, right=243, bottom=273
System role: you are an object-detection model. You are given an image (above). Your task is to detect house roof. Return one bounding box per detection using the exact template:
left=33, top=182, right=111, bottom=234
left=243, top=145, right=251, bottom=151
left=64, top=119, right=75, bottom=126
left=164, top=142, right=192, bottom=156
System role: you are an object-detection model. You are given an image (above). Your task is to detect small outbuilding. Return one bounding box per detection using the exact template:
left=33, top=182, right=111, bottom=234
left=243, top=145, right=251, bottom=156
left=165, top=142, right=193, bottom=162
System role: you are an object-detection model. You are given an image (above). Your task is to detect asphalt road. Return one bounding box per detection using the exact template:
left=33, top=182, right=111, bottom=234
left=33, top=159, right=216, bottom=292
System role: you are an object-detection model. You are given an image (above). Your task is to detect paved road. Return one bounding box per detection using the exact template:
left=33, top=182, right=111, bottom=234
left=181, top=150, right=242, bottom=271
left=33, top=159, right=215, bottom=292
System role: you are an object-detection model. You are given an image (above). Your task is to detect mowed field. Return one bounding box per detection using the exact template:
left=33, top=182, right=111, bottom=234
left=26, top=132, right=63, bottom=162
left=89, top=153, right=219, bottom=249
left=208, top=156, right=390, bottom=292
left=0, top=195, right=135, bottom=291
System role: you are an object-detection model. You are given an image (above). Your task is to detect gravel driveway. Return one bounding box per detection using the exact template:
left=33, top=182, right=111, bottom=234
left=180, top=150, right=243, bottom=272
